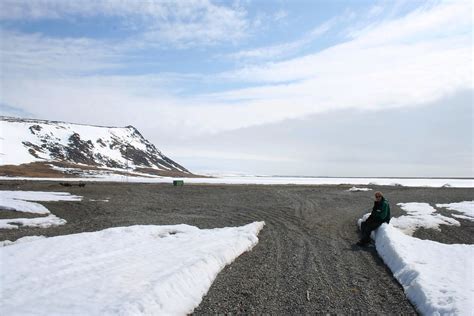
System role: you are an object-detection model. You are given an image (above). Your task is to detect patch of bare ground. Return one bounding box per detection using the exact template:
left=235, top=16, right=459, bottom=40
left=0, top=181, right=472, bottom=314
left=0, top=162, right=69, bottom=178
left=0, top=161, right=201, bottom=178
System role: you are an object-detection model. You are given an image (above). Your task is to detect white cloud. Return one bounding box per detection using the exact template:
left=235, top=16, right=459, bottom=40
left=214, top=37, right=471, bottom=111
left=0, top=74, right=299, bottom=136
left=165, top=148, right=296, bottom=163
left=226, top=17, right=337, bottom=61
left=0, top=0, right=250, bottom=46
left=226, top=39, right=307, bottom=61
left=273, top=10, right=288, bottom=21
left=367, top=5, right=384, bottom=18
left=212, top=0, right=472, bottom=116
left=348, top=0, right=471, bottom=44
left=0, top=31, right=120, bottom=77
left=0, top=0, right=165, bottom=20
left=224, top=1, right=472, bottom=82
left=0, top=0, right=229, bottom=21
left=142, top=7, right=248, bottom=46
left=1, top=0, right=472, bottom=139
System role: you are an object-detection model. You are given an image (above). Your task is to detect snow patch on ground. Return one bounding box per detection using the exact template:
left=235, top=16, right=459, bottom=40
left=436, top=201, right=474, bottom=221
left=0, top=222, right=265, bottom=315
left=374, top=224, right=473, bottom=315
left=0, top=215, right=66, bottom=229
left=0, top=198, right=50, bottom=215
left=347, top=186, right=372, bottom=192
left=391, top=203, right=460, bottom=235
left=0, top=190, right=82, bottom=229
left=0, top=190, right=82, bottom=214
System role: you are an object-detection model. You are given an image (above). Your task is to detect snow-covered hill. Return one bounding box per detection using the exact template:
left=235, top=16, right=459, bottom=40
left=0, top=116, right=192, bottom=178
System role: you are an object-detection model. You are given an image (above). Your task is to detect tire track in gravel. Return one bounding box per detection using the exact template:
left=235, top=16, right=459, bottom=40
left=287, top=187, right=415, bottom=313
left=195, top=186, right=417, bottom=314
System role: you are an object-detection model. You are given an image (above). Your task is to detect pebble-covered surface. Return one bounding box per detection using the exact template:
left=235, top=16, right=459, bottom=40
left=1, top=180, right=472, bottom=314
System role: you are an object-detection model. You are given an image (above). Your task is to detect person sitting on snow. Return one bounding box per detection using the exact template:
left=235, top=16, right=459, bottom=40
left=357, top=191, right=391, bottom=246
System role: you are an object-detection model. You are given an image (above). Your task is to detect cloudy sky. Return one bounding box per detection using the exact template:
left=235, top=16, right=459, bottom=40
left=0, top=0, right=472, bottom=177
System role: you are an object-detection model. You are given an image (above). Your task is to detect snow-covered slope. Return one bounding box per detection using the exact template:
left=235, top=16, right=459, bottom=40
left=0, top=116, right=190, bottom=176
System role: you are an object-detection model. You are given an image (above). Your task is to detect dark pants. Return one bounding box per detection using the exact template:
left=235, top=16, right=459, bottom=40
left=360, top=216, right=384, bottom=243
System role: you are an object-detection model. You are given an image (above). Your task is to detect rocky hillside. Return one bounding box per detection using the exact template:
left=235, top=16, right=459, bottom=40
left=0, top=116, right=194, bottom=178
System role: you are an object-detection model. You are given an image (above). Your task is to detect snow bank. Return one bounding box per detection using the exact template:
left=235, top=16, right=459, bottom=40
left=0, top=222, right=265, bottom=315
left=374, top=224, right=474, bottom=315
left=1, top=235, right=46, bottom=247
left=359, top=202, right=474, bottom=315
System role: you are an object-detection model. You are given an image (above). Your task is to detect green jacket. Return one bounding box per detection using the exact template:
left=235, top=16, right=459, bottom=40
left=371, top=198, right=391, bottom=223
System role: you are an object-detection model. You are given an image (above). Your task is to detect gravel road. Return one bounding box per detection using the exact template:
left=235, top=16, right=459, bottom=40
left=1, top=181, right=473, bottom=314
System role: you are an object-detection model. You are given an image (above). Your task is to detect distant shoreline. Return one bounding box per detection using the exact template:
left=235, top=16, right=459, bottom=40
left=1, top=176, right=473, bottom=188
left=265, top=175, right=474, bottom=180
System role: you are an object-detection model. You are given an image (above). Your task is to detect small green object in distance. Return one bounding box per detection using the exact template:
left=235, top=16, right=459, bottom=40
left=173, top=180, right=184, bottom=186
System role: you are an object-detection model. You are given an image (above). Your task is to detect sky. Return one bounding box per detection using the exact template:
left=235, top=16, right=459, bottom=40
left=0, top=0, right=472, bottom=177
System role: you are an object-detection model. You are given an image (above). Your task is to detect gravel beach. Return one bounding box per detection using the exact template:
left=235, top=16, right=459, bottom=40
left=1, top=180, right=472, bottom=314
